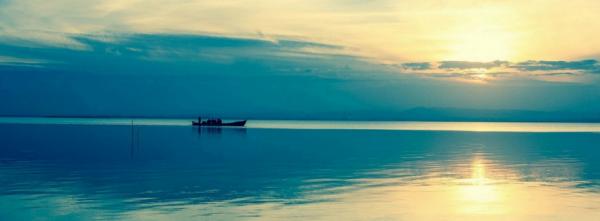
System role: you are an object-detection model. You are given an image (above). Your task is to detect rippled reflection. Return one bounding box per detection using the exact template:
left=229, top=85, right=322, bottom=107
left=0, top=123, right=599, bottom=220
left=460, top=157, right=497, bottom=203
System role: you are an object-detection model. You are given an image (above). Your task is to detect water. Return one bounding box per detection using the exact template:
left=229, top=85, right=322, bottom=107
left=0, top=118, right=599, bottom=220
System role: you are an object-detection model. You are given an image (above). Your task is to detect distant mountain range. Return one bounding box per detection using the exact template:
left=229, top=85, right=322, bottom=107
left=390, top=107, right=600, bottom=123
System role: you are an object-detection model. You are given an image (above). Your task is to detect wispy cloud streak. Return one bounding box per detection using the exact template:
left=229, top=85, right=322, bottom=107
left=397, top=59, right=600, bottom=83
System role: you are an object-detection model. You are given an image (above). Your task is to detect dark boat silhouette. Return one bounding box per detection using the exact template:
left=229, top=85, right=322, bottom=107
left=192, top=118, right=246, bottom=127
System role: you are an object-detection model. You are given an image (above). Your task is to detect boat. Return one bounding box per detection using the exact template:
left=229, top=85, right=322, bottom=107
left=192, top=118, right=247, bottom=127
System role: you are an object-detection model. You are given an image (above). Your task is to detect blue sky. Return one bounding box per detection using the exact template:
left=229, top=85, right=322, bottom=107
left=1, top=1, right=600, bottom=118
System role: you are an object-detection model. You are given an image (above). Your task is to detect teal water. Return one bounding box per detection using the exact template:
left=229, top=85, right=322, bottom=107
left=0, top=118, right=599, bottom=220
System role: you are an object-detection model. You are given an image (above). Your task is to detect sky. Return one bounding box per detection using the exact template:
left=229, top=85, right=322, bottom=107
left=1, top=0, right=600, bottom=118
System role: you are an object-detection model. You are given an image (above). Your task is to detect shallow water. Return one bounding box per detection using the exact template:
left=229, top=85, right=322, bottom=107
left=0, top=119, right=599, bottom=220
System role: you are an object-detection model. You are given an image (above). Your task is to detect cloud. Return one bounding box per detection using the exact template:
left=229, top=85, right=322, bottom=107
left=0, top=33, right=397, bottom=83
left=0, top=55, right=48, bottom=67
left=438, top=60, right=509, bottom=70
left=400, top=62, right=431, bottom=70
left=533, top=72, right=578, bottom=76
left=511, top=60, right=599, bottom=72
left=395, top=59, right=600, bottom=83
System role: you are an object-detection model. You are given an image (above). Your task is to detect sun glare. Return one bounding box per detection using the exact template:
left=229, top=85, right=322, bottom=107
left=442, top=8, right=519, bottom=62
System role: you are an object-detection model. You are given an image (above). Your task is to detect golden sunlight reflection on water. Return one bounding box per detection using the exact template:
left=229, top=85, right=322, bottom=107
left=115, top=154, right=600, bottom=221
left=457, top=156, right=503, bottom=214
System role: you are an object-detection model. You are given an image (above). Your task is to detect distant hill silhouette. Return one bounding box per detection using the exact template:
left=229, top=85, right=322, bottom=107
left=391, top=107, right=600, bottom=123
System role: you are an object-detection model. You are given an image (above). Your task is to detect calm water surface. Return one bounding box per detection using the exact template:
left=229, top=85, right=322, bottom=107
left=0, top=118, right=599, bottom=220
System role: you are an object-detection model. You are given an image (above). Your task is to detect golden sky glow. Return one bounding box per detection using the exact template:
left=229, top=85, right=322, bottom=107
left=2, top=0, right=600, bottom=62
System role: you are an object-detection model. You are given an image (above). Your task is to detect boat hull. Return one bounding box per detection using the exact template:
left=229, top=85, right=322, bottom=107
left=192, top=120, right=247, bottom=127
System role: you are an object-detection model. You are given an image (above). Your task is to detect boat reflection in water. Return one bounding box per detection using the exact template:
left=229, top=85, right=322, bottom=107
left=195, top=126, right=247, bottom=136
left=0, top=121, right=599, bottom=220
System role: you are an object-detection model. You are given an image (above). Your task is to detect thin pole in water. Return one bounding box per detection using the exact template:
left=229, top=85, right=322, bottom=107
left=130, top=120, right=134, bottom=157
